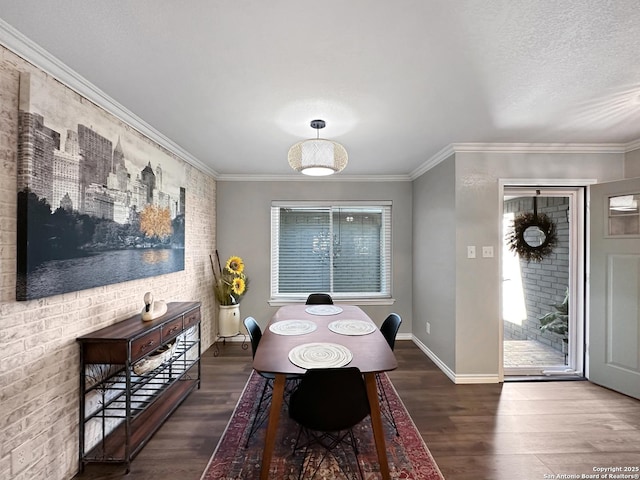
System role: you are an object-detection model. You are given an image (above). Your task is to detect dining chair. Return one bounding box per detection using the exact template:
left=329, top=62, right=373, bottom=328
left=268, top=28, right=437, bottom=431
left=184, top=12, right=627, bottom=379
left=289, top=367, right=370, bottom=480
left=243, top=316, right=273, bottom=447
left=377, top=313, right=402, bottom=436
left=243, top=316, right=301, bottom=447
left=305, top=293, right=334, bottom=304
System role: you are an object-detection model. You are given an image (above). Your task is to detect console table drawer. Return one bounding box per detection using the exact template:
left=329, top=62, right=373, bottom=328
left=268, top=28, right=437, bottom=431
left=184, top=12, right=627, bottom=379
left=184, top=308, right=201, bottom=329
left=162, top=318, right=183, bottom=342
left=131, top=330, right=161, bottom=361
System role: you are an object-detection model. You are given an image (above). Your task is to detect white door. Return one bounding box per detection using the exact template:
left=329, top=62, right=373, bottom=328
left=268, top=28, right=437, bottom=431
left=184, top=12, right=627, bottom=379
left=589, top=178, right=640, bottom=399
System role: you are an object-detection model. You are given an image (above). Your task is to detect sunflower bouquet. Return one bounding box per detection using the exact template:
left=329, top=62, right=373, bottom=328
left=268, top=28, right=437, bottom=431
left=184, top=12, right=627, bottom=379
left=210, top=251, right=249, bottom=306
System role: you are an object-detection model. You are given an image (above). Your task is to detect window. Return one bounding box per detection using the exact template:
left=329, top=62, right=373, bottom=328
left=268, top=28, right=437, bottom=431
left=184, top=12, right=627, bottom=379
left=271, top=202, right=391, bottom=301
left=608, top=193, right=640, bottom=236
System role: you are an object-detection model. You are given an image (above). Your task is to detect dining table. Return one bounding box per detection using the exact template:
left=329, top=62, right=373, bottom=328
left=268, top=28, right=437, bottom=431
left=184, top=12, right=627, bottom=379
left=252, top=303, right=398, bottom=480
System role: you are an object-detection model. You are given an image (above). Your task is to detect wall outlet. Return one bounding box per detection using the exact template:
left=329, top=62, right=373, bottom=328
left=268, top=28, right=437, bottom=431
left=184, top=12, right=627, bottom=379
left=482, top=246, right=494, bottom=258
left=467, top=246, right=476, bottom=258
left=426, top=322, right=431, bottom=334
left=11, top=442, right=32, bottom=475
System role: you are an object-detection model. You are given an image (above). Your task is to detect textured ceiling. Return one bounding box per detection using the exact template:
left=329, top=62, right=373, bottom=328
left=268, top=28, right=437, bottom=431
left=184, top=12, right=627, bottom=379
left=1, top=0, right=639, bottom=178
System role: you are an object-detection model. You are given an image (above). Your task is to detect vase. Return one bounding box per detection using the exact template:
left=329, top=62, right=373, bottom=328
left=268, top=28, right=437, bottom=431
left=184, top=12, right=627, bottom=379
left=218, top=304, right=240, bottom=337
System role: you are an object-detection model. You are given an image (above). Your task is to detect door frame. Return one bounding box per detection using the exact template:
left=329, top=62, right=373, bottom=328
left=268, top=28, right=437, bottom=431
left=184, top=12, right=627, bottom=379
left=498, top=178, right=596, bottom=381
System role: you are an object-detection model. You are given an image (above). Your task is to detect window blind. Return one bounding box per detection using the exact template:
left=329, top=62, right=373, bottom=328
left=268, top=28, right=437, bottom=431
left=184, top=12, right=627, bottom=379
left=271, top=203, right=391, bottom=299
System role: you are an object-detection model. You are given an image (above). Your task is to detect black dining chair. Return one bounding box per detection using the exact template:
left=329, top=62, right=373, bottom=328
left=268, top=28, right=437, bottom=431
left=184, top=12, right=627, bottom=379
left=377, top=313, right=402, bottom=436
left=243, top=316, right=300, bottom=447
left=305, top=293, right=333, bottom=305
left=289, top=367, right=370, bottom=480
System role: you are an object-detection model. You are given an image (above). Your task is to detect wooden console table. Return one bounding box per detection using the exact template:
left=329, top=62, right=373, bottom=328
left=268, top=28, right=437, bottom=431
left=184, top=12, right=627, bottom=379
left=76, top=301, right=201, bottom=473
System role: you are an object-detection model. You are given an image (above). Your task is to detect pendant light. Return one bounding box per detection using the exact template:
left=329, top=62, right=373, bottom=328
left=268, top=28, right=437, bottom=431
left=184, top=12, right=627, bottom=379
left=288, top=119, right=348, bottom=176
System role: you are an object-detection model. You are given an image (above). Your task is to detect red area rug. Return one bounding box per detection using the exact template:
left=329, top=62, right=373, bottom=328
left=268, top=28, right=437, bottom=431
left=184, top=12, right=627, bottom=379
left=201, top=371, right=444, bottom=480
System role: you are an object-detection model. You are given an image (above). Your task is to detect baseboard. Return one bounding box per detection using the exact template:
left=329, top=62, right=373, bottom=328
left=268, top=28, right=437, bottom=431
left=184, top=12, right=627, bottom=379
left=409, top=336, right=456, bottom=383
left=409, top=336, right=500, bottom=384
left=453, top=373, right=501, bottom=384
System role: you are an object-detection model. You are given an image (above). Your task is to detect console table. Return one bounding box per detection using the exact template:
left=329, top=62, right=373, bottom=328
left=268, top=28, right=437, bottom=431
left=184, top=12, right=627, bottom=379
left=76, top=301, right=201, bottom=473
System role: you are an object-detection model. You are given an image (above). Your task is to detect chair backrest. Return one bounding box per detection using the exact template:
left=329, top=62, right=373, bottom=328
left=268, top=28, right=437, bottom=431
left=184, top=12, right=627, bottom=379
left=305, top=293, right=334, bottom=305
left=243, top=316, right=262, bottom=359
left=380, top=313, right=402, bottom=351
left=289, top=367, right=370, bottom=432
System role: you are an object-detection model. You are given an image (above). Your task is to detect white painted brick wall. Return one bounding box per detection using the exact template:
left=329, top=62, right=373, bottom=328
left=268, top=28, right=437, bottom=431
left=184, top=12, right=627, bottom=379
left=0, top=47, right=217, bottom=480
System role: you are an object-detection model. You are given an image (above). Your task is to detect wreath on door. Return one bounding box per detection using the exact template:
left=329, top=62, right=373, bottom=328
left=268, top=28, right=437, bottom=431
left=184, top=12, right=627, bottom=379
left=507, top=197, right=558, bottom=263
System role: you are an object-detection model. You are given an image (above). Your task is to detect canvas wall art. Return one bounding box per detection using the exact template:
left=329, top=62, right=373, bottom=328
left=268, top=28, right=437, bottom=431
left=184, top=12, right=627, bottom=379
left=16, top=72, right=186, bottom=301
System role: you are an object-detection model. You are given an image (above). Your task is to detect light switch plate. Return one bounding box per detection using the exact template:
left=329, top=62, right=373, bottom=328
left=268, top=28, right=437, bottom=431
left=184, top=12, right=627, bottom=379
left=467, top=246, right=476, bottom=258
left=482, top=246, right=494, bottom=258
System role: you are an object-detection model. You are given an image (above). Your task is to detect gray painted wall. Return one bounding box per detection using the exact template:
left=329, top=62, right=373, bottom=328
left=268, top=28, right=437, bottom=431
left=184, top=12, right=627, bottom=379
left=626, top=148, right=640, bottom=178
left=452, top=151, right=624, bottom=377
left=412, top=151, right=625, bottom=379
left=216, top=180, right=413, bottom=332
left=412, top=156, right=456, bottom=369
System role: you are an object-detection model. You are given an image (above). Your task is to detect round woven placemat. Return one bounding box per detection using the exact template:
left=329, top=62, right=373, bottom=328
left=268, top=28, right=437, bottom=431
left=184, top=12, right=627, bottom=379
left=328, top=319, right=376, bottom=336
left=269, top=319, right=317, bottom=336
left=305, top=305, right=344, bottom=316
left=288, top=342, right=353, bottom=369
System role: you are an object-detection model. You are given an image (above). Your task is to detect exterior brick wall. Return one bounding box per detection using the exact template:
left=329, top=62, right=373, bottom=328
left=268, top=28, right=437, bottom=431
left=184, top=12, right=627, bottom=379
left=0, top=47, right=216, bottom=480
left=503, top=196, right=569, bottom=353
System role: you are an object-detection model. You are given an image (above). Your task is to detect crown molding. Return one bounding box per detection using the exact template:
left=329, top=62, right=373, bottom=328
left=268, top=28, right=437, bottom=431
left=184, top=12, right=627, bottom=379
left=410, top=141, right=638, bottom=180
left=0, top=18, right=218, bottom=178
left=215, top=173, right=412, bottom=182
left=451, top=142, right=627, bottom=153
left=409, top=144, right=456, bottom=180
left=625, top=138, right=640, bottom=152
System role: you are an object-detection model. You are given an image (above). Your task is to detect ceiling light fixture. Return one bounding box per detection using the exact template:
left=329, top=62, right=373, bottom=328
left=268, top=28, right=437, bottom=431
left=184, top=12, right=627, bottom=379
left=288, top=119, right=348, bottom=176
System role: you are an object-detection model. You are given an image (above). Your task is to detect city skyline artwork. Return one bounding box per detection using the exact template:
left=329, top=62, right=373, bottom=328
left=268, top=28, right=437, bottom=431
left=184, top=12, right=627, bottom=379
left=16, top=72, right=187, bottom=301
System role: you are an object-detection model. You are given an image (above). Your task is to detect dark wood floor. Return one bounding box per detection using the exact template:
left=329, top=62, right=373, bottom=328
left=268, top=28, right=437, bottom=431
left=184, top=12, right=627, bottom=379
left=74, top=341, right=640, bottom=480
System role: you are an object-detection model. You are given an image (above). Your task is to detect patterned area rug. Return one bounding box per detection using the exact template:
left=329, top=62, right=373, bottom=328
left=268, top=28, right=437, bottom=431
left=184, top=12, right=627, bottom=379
left=201, top=371, right=444, bottom=480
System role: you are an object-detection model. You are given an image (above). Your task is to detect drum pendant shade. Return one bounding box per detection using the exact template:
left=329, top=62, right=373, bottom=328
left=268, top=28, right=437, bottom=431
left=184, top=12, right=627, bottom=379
left=288, top=120, right=348, bottom=176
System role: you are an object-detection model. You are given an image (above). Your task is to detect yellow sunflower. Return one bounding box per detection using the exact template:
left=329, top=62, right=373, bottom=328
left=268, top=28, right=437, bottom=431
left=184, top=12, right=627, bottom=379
left=226, top=256, right=244, bottom=274
left=231, top=276, right=246, bottom=296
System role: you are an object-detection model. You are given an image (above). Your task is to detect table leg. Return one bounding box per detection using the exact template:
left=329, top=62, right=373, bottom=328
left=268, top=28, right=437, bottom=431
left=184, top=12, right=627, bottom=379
left=260, top=373, right=286, bottom=480
left=364, top=372, right=391, bottom=480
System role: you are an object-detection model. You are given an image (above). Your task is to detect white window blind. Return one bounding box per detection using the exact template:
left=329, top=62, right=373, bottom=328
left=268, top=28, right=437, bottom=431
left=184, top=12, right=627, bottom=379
left=271, top=203, right=391, bottom=300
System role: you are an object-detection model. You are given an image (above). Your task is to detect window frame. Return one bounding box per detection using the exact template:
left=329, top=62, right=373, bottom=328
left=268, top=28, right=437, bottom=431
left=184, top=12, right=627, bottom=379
left=270, top=201, right=392, bottom=305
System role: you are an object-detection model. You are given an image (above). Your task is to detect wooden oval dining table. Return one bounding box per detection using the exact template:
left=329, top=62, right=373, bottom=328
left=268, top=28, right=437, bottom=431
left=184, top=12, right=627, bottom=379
left=252, top=304, right=398, bottom=480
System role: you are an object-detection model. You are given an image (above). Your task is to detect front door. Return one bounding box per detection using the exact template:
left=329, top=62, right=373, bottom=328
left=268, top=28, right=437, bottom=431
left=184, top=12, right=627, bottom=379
left=589, top=177, right=640, bottom=399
